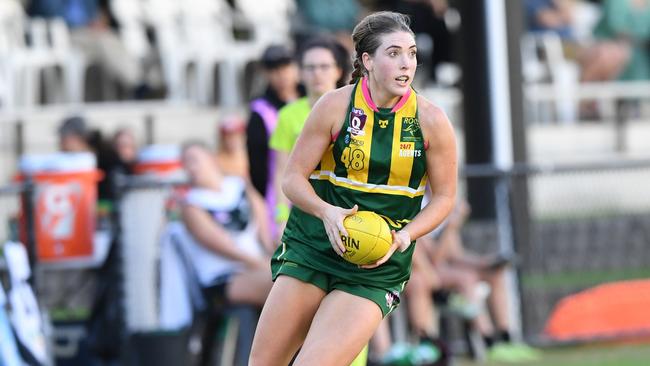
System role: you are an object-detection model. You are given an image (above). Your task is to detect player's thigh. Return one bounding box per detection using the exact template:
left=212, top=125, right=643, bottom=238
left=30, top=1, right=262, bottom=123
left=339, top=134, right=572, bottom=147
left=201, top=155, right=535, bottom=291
left=293, top=290, right=383, bottom=366
left=249, top=275, right=326, bottom=366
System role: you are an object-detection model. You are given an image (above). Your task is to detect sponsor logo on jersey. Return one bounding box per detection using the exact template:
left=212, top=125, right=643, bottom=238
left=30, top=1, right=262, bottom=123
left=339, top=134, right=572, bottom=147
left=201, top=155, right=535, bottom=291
left=378, top=119, right=389, bottom=128
left=398, top=142, right=422, bottom=157
left=350, top=138, right=364, bottom=147
left=347, top=108, right=366, bottom=136
left=400, top=116, right=422, bottom=142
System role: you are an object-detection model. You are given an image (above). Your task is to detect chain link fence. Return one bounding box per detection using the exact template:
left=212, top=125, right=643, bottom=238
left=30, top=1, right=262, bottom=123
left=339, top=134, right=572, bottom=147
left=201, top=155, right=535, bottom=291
left=462, top=161, right=650, bottom=342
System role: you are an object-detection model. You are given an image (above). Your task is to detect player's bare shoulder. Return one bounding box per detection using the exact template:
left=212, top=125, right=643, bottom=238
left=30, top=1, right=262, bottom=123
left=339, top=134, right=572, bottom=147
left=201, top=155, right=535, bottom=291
left=416, top=94, right=452, bottom=133
left=416, top=94, right=456, bottom=152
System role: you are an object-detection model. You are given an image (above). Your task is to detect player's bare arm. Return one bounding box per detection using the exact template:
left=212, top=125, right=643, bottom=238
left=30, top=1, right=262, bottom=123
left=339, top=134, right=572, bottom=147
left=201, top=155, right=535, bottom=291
left=281, top=86, right=356, bottom=255
left=406, top=96, right=458, bottom=241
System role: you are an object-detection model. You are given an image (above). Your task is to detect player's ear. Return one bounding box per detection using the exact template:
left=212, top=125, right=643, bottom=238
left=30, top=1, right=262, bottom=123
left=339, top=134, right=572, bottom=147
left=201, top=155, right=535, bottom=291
left=362, top=52, right=373, bottom=73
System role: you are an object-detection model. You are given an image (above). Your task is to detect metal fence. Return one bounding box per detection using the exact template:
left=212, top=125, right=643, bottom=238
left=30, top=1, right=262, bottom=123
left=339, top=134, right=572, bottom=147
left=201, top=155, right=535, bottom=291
left=3, top=159, right=650, bottom=363
left=462, top=160, right=650, bottom=343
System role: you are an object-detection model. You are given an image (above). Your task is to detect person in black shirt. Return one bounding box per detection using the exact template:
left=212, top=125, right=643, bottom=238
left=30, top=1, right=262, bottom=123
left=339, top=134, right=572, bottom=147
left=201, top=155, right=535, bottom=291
left=246, top=44, right=303, bottom=241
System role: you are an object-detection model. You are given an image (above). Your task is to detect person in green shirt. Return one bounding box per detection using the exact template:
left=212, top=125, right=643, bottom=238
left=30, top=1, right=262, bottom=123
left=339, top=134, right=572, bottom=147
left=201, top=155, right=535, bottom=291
left=592, top=0, right=650, bottom=81
left=269, top=37, right=350, bottom=230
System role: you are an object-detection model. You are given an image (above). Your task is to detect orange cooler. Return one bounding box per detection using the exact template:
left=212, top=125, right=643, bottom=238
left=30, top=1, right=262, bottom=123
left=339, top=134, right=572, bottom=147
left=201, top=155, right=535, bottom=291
left=20, top=153, right=100, bottom=261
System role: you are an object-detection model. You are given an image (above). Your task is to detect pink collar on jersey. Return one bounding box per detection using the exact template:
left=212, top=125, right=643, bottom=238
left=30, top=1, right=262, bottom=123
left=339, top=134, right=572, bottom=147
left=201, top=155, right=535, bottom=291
left=361, top=76, right=412, bottom=113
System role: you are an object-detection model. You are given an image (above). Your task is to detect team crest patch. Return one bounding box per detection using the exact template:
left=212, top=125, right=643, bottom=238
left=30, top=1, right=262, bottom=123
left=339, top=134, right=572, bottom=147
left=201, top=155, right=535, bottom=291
left=385, top=290, right=400, bottom=308
left=400, top=117, right=422, bottom=142
left=347, top=108, right=366, bottom=136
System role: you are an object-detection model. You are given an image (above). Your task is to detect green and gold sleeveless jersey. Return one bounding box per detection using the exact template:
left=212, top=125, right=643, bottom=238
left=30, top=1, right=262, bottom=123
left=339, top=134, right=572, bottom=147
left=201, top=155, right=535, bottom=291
left=273, top=77, right=428, bottom=287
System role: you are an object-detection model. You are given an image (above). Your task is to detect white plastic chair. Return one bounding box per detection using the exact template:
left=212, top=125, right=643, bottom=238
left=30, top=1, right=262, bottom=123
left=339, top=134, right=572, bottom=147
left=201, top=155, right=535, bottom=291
left=144, top=0, right=198, bottom=101
left=0, top=0, right=32, bottom=108
left=0, top=17, right=15, bottom=110
left=110, top=0, right=152, bottom=61
left=572, top=1, right=602, bottom=45
left=0, top=0, right=81, bottom=107
left=233, top=0, right=294, bottom=47
left=183, top=0, right=261, bottom=106
left=521, top=32, right=579, bottom=124
left=146, top=0, right=262, bottom=106
left=49, top=17, right=89, bottom=103
left=29, top=17, right=69, bottom=104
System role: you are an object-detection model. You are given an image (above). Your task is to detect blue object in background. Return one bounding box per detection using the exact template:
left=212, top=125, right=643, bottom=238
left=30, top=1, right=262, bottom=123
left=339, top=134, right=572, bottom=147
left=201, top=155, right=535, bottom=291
left=0, top=286, right=23, bottom=366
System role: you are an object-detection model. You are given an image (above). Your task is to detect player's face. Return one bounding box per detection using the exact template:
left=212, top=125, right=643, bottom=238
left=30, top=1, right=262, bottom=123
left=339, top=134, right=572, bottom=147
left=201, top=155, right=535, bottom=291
left=301, top=47, right=342, bottom=97
left=365, top=31, right=417, bottom=96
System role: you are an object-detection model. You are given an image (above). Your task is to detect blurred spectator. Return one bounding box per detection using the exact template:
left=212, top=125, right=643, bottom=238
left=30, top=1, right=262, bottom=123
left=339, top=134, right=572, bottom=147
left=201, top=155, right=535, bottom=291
left=172, top=141, right=273, bottom=363
left=180, top=141, right=273, bottom=301
left=94, top=127, right=137, bottom=204
left=592, top=0, right=650, bottom=81
left=111, top=127, right=137, bottom=172
left=57, top=116, right=135, bottom=204
left=407, top=200, right=540, bottom=363
left=27, top=0, right=147, bottom=98
left=293, top=0, right=362, bottom=51
left=216, top=114, right=249, bottom=178
left=246, top=44, right=302, bottom=240
left=269, top=37, right=349, bottom=234
left=525, top=0, right=586, bottom=66
left=58, top=115, right=92, bottom=152
left=525, top=0, right=631, bottom=82
left=526, top=0, right=576, bottom=40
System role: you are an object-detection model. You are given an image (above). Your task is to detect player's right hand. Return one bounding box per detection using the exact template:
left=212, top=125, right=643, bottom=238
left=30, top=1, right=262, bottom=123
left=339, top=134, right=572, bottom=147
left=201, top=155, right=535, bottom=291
left=321, top=204, right=358, bottom=257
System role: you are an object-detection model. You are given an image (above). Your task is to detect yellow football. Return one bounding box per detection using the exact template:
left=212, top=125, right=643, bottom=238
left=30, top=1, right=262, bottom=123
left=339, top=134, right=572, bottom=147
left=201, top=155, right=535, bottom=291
left=340, top=211, right=392, bottom=265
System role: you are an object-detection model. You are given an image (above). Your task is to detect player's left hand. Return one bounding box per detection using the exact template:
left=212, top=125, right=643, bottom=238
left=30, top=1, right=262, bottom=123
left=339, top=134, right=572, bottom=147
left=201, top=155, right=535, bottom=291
left=359, top=229, right=411, bottom=269
left=393, top=229, right=412, bottom=252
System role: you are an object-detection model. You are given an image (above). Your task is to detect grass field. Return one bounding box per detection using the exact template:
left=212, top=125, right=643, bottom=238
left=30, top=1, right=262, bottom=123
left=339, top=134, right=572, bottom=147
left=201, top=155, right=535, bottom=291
left=456, top=342, right=650, bottom=366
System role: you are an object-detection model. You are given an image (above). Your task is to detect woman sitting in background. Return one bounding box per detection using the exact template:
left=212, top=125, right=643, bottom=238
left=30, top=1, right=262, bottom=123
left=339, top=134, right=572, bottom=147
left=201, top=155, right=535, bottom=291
left=179, top=141, right=274, bottom=306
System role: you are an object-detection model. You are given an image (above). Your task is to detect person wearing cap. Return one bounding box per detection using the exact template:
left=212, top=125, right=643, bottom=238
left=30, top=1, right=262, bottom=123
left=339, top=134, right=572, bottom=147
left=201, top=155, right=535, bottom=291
left=58, top=115, right=126, bottom=203
left=246, top=44, right=303, bottom=242
left=58, top=116, right=92, bottom=152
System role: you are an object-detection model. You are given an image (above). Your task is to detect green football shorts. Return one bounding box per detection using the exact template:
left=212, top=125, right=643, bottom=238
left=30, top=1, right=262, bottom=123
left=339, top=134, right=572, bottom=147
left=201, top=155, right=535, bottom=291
left=272, top=259, right=404, bottom=317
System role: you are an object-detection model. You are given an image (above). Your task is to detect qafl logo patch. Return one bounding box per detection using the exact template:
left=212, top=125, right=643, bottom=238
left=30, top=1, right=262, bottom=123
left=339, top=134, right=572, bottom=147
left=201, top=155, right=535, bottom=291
left=347, top=108, right=366, bottom=136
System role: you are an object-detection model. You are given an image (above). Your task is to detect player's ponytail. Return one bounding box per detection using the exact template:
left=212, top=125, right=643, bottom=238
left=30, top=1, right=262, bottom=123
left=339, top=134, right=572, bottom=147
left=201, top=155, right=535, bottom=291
left=349, top=57, right=365, bottom=84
